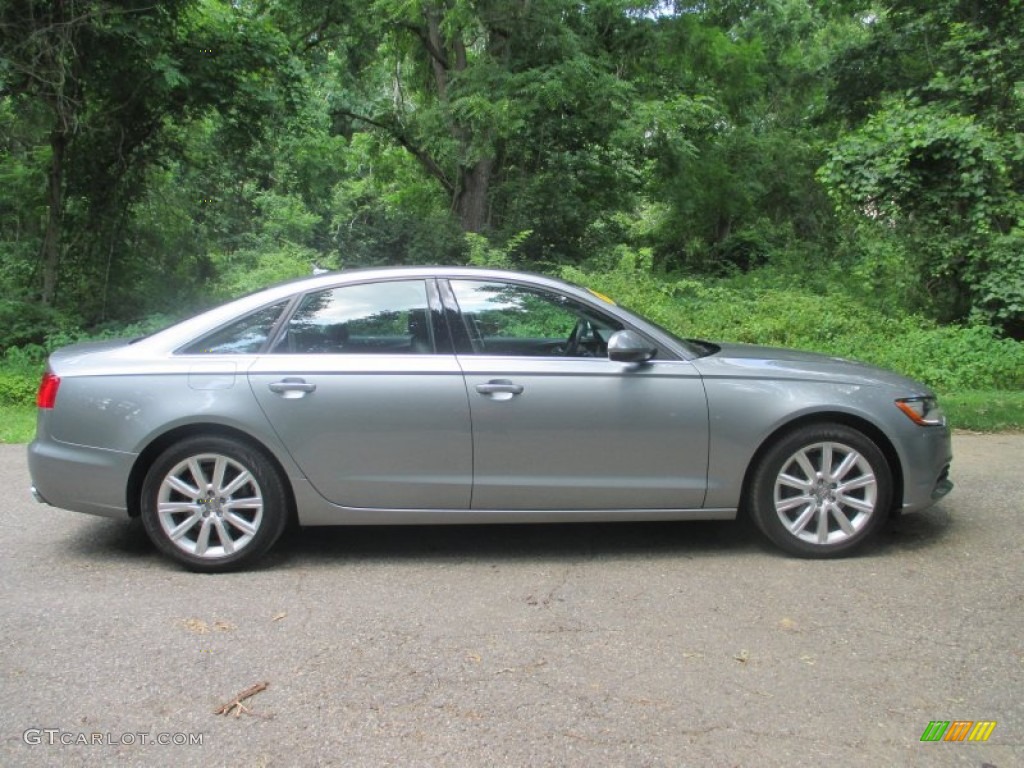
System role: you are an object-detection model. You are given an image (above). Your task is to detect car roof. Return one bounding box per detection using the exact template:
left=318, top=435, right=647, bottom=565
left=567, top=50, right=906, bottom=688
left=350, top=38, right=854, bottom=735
left=260, top=265, right=580, bottom=292
left=131, top=266, right=614, bottom=354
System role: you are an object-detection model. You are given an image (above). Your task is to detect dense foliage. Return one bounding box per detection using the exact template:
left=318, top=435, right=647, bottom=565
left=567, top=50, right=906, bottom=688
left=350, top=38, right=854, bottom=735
left=3, top=257, right=1021, bottom=409
left=2, top=0, right=1022, bottom=351
left=565, top=256, right=1024, bottom=392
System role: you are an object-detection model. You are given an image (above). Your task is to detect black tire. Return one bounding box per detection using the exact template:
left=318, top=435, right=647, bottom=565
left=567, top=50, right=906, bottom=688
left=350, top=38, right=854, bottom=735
left=140, top=436, right=288, bottom=572
left=746, top=423, right=892, bottom=558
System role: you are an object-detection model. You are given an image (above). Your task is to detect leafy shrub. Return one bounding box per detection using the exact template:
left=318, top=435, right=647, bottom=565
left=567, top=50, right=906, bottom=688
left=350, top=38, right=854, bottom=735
left=0, top=344, right=46, bottom=406
left=819, top=99, right=1023, bottom=333
left=0, top=348, right=40, bottom=409
left=0, top=371, right=38, bottom=406
left=0, top=301, right=65, bottom=353
left=0, top=372, right=37, bottom=409
left=209, top=245, right=315, bottom=300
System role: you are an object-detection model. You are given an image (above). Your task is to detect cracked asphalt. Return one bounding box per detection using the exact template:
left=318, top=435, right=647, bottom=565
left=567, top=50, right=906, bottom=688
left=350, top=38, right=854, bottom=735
left=0, top=434, right=1021, bottom=767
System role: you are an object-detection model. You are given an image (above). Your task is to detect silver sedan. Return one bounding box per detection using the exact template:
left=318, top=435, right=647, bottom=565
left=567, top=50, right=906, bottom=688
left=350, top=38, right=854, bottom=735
left=28, top=267, right=953, bottom=571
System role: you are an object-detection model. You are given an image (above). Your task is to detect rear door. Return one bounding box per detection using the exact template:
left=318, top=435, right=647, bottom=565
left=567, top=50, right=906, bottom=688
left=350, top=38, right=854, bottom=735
left=445, top=279, right=709, bottom=511
left=249, top=278, right=472, bottom=510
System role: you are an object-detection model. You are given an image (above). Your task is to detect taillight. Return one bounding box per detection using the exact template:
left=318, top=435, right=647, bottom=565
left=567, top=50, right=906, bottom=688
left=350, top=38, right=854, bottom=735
left=36, top=372, right=60, bottom=409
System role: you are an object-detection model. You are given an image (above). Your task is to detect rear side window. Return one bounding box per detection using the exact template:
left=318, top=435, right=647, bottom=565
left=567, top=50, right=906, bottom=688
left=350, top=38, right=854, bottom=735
left=272, top=280, right=435, bottom=354
left=180, top=301, right=288, bottom=354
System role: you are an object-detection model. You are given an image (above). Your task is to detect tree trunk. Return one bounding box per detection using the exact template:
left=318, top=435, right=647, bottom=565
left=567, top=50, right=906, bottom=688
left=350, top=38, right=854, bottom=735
left=422, top=5, right=498, bottom=234
left=456, top=158, right=494, bottom=233
left=40, top=128, right=65, bottom=306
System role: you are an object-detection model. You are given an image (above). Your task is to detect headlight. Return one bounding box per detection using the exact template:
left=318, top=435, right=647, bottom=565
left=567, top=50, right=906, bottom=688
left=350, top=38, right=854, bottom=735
left=895, top=396, right=946, bottom=426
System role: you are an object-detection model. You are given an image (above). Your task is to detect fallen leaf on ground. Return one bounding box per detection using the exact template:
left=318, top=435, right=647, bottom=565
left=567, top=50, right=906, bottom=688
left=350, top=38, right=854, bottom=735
left=182, top=618, right=235, bottom=633
left=182, top=618, right=209, bottom=634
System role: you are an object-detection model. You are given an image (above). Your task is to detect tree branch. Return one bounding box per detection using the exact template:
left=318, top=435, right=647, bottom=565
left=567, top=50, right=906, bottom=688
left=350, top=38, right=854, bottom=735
left=399, top=22, right=449, bottom=69
left=335, top=109, right=454, bottom=195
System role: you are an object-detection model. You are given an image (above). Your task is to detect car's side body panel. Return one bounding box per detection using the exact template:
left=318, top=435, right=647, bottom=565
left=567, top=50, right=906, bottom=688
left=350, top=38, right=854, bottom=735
left=457, top=356, right=709, bottom=510
left=249, top=353, right=474, bottom=510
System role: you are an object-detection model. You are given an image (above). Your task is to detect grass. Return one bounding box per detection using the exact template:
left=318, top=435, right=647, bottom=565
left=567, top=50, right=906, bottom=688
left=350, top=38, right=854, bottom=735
left=0, top=405, right=36, bottom=444
left=939, top=390, right=1024, bottom=433
left=0, top=390, right=1019, bottom=445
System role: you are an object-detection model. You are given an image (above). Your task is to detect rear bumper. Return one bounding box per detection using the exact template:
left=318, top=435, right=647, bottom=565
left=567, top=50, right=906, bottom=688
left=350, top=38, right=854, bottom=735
left=27, top=438, right=135, bottom=520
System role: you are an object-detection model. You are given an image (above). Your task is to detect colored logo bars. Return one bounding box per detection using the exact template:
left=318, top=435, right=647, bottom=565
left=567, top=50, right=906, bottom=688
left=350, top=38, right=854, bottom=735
left=920, top=721, right=997, bottom=742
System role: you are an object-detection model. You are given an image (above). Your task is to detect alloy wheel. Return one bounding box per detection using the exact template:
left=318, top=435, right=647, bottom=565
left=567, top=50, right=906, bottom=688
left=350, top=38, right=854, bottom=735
left=772, top=440, right=878, bottom=546
left=155, top=453, right=264, bottom=559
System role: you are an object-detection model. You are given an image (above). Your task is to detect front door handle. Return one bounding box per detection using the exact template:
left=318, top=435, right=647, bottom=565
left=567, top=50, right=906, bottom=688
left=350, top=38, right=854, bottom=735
left=475, top=380, right=524, bottom=396
left=268, top=378, right=316, bottom=395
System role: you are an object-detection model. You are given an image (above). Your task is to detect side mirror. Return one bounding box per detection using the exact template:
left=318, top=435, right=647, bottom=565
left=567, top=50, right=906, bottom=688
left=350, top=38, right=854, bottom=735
left=607, top=330, right=657, bottom=363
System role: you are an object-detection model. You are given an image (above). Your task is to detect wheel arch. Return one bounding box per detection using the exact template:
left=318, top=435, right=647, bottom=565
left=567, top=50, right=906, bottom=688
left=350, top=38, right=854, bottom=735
left=739, top=411, right=904, bottom=518
left=126, top=424, right=297, bottom=525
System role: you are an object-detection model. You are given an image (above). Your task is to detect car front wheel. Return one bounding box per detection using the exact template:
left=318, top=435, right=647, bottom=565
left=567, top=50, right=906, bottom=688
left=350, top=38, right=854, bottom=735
left=747, top=424, right=893, bottom=557
left=140, top=436, right=288, bottom=572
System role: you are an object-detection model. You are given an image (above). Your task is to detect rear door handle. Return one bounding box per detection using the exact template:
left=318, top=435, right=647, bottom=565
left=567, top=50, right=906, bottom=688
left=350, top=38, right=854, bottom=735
left=268, top=378, right=316, bottom=394
left=475, top=380, right=524, bottom=396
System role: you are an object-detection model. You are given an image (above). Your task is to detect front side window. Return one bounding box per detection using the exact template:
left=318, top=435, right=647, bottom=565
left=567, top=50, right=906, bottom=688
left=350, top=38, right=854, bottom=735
left=273, top=280, right=435, bottom=354
left=181, top=301, right=289, bottom=354
left=449, top=280, right=622, bottom=357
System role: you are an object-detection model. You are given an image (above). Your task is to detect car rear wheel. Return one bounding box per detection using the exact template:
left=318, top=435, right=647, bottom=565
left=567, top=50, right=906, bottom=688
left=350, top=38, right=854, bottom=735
left=140, top=436, right=288, bottom=572
left=747, top=424, right=892, bottom=557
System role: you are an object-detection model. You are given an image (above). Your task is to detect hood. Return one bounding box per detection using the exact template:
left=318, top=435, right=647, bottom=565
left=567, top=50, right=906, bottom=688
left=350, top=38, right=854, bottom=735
left=693, top=341, right=933, bottom=394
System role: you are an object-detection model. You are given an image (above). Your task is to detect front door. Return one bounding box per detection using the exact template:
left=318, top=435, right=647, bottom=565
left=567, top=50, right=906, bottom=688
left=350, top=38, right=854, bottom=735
left=446, top=279, right=708, bottom=511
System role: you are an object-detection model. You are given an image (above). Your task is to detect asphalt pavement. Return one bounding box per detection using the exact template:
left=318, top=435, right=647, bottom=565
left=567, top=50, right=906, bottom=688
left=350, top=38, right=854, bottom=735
left=0, top=434, right=1021, bottom=767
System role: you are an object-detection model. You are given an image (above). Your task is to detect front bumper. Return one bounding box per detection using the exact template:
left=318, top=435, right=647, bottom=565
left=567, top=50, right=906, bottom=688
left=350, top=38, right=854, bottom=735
left=899, top=425, right=954, bottom=514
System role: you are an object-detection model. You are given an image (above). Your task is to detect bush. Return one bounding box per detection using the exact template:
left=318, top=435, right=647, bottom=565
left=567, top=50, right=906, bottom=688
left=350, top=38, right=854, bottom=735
left=0, top=301, right=65, bottom=354
left=209, top=246, right=315, bottom=300
left=0, top=345, right=46, bottom=406
left=0, top=371, right=38, bottom=406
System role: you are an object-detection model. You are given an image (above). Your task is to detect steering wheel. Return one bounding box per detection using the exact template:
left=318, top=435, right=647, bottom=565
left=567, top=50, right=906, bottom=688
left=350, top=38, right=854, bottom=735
left=564, top=318, right=594, bottom=357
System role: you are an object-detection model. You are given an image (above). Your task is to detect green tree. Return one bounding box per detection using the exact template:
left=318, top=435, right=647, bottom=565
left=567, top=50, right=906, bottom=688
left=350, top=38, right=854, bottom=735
left=301, top=1, right=650, bottom=256
left=821, top=0, right=1024, bottom=334
left=623, top=1, right=862, bottom=273
left=1, top=0, right=301, bottom=323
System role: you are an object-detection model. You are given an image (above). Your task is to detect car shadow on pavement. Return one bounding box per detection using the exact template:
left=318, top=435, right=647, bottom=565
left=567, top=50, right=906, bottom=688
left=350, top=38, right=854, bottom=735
left=62, top=517, right=157, bottom=562
left=57, top=503, right=953, bottom=571
left=268, top=504, right=955, bottom=568
left=871, top=503, right=955, bottom=555
left=58, top=516, right=771, bottom=571
left=267, top=517, right=771, bottom=569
